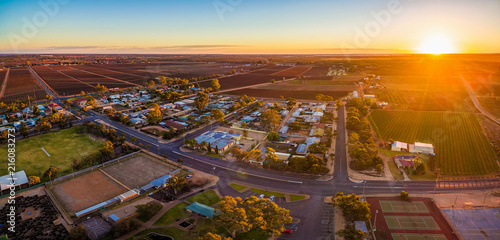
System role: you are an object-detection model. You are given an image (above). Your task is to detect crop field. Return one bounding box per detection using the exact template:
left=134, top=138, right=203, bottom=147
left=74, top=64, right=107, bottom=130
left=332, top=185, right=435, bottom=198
left=71, top=65, right=145, bottom=85
left=371, top=88, right=473, bottom=112
left=303, top=66, right=329, bottom=76
left=251, top=66, right=291, bottom=74
left=226, top=88, right=350, bottom=100
left=468, top=82, right=500, bottom=96
left=288, top=79, right=357, bottom=85
left=0, top=70, right=7, bottom=88
left=261, top=83, right=357, bottom=92
left=32, top=66, right=95, bottom=95
left=198, top=73, right=292, bottom=89
left=272, top=65, right=312, bottom=76
left=477, top=97, right=500, bottom=119
left=57, top=69, right=137, bottom=88
left=368, top=110, right=498, bottom=175
left=1, top=67, right=46, bottom=103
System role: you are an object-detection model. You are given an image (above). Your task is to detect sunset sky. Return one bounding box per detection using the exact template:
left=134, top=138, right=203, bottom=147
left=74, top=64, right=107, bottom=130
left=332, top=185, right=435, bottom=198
left=1, top=0, right=499, bottom=54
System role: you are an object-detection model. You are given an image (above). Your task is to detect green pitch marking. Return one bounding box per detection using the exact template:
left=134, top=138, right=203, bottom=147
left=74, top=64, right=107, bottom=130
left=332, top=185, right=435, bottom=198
left=385, top=216, right=440, bottom=230
left=380, top=200, right=429, bottom=213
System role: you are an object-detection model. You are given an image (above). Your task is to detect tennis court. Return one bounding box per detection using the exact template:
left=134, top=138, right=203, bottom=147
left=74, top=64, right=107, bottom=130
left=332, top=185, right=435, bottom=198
left=380, top=200, right=429, bottom=213
left=443, top=208, right=500, bottom=240
left=392, top=233, right=447, bottom=240
left=385, top=216, right=440, bottom=230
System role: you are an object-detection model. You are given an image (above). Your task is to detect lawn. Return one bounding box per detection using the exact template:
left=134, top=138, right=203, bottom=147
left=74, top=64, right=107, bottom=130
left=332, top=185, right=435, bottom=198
left=369, top=110, right=498, bottom=175
left=290, top=194, right=306, bottom=201
left=250, top=188, right=285, bottom=197
left=186, top=190, right=220, bottom=206
left=137, top=227, right=187, bottom=239
left=205, top=152, right=223, bottom=158
left=387, top=161, right=404, bottom=181
left=153, top=202, right=190, bottom=226
left=0, top=127, right=104, bottom=178
left=230, top=183, right=247, bottom=191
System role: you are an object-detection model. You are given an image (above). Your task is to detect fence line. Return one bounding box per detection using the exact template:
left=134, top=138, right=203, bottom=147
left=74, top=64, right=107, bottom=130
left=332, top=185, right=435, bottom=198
left=49, top=150, right=142, bottom=185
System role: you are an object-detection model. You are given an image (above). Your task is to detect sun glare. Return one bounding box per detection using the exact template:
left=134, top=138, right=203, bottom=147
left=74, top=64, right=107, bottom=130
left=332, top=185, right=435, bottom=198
left=417, top=35, right=457, bottom=54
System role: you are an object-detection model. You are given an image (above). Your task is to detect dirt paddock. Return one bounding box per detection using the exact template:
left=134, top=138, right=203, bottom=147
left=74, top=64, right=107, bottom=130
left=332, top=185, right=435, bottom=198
left=51, top=170, right=127, bottom=213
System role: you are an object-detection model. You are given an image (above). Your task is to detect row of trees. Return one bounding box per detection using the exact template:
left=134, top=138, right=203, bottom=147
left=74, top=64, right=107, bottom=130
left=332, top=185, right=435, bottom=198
left=346, top=98, right=382, bottom=171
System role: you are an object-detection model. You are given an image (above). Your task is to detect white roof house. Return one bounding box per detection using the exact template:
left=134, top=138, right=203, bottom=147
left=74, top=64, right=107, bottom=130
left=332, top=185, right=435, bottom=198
left=391, top=141, right=408, bottom=152
left=352, top=91, right=359, bottom=98
left=413, top=142, right=434, bottom=155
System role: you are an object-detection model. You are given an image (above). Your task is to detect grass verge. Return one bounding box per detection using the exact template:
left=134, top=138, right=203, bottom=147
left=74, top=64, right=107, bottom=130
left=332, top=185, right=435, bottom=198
left=153, top=202, right=190, bottom=226
left=186, top=190, right=220, bottom=206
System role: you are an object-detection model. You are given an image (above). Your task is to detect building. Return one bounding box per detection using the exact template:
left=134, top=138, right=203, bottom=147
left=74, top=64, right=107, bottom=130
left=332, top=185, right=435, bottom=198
left=130, top=118, right=146, bottom=125
left=195, top=131, right=241, bottom=152
left=279, top=126, right=289, bottom=134
left=296, top=144, right=308, bottom=155
left=185, top=202, right=219, bottom=218
left=0, top=170, right=29, bottom=194
left=393, top=155, right=417, bottom=169
left=411, top=142, right=434, bottom=155
left=117, top=189, right=140, bottom=202
left=364, top=94, right=376, bottom=98
left=391, top=141, right=408, bottom=152
left=352, top=91, right=359, bottom=98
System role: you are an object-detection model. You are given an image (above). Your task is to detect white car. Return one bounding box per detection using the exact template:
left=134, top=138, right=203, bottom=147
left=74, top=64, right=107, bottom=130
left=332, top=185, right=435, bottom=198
left=270, top=196, right=275, bottom=201
left=258, top=194, right=265, bottom=199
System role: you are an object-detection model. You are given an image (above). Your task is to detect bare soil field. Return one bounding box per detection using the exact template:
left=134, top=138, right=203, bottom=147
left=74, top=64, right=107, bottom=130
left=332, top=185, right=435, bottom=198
left=302, top=66, right=329, bottom=76
left=33, top=66, right=95, bottom=95
left=226, top=88, right=350, bottom=100
left=102, top=153, right=177, bottom=189
left=1, top=67, right=46, bottom=103
left=198, top=73, right=293, bottom=89
left=51, top=170, right=127, bottom=213
left=272, top=65, right=312, bottom=76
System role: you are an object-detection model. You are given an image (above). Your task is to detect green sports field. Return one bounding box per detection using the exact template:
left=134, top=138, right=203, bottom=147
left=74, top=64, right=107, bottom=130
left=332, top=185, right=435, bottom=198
left=380, top=200, right=429, bottom=213
left=392, top=233, right=447, bottom=240
left=385, top=216, right=440, bottom=230
left=368, top=110, right=498, bottom=175
left=0, top=127, right=104, bottom=178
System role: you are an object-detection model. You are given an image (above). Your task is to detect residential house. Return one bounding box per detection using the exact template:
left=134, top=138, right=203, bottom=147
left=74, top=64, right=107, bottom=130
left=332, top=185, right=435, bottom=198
left=391, top=141, right=408, bottom=152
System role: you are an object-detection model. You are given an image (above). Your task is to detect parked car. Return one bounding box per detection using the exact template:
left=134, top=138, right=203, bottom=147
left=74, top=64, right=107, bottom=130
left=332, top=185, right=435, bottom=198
left=282, top=230, right=293, bottom=234
left=258, top=194, right=265, bottom=199
left=186, top=174, right=192, bottom=179
left=270, top=196, right=275, bottom=201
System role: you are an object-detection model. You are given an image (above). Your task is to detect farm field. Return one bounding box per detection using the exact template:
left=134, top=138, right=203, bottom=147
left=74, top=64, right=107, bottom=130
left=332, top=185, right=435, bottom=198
left=56, top=68, right=137, bottom=89
left=477, top=97, right=500, bottom=119
left=368, top=110, right=498, bottom=175
left=198, top=73, right=292, bottom=89
left=251, top=66, right=291, bottom=74
left=370, top=88, right=474, bottom=112
left=288, top=79, right=357, bottom=85
left=272, top=65, right=312, bottom=76
left=1, top=67, right=46, bottom=103
left=70, top=65, right=145, bottom=85
left=261, top=83, right=357, bottom=92
left=32, top=66, right=95, bottom=96
left=0, top=128, right=104, bottom=178
left=302, top=66, right=329, bottom=76
left=226, top=88, right=350, bottom=100
left=468, top=82, right=500, bottom=96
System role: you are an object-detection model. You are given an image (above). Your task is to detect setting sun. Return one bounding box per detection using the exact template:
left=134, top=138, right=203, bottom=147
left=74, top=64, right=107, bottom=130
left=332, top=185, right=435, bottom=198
left=417, top=35, right=457, bottom=54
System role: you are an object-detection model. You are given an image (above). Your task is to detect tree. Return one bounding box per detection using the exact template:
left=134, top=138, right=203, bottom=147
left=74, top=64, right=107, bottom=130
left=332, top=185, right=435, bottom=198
left=376, top=163, right=383, bottom=174
left=0, top=130, right=7, bottom=144
left=211, top=79, right=221, bottom=91
left=147, top=103, right=163, bottom=124
left=43, top=165, right=60, bottom=181
left=201, top=232, right=233, bottom=240
left=71, top=158, right=84, bottom=171
left=215, top=196, right=251, bottom=238
left=195, top=92, right=209, bottom=112
left=46, top=95, right=53, bottom=101
left=28, top=176, right=40, bottom=185
left=35, top=120, right=52, bottom=133
left=332, top=192, right=371, bottom=221
left=130, top=137, right=138, bottom=144
left=86, top=96, right=97, bottom=107
left=242, top=129, right=248, bottom=138
left=288, top=121, right=301, bottom=131
left=95, top=83, right=108, bottom=93
left=100, top=140, right=114, bottom=159
left=336, top=225, right=365, bottom=240
left=136, top=201, right=162, bottom=221
left=265, top=147, right=278, bottom=163
left=335, top=100, right=343, bottom=110
left=215, top=196, right=292, bottom=238
left=211, top=109, right=225, bottom=122
left=166, top=176, right=187, bottom=195
left=261, top=109, right=281, bottom=131
left=80, top=91, right=86, bottom=96
left=67, top=225, right=87, bottom=240
left=147, top=80, right=155, bottom=88
left=401, top=191, right=409, bottom=200
left=158, top=76, right=167, bottom=85
left=286, top=97, right=297, bottom=110
left=270, top=79, right=275, bottom=84
left=19, top=121, right=29, bottom=138
left=33, top=105, right=40, bottom=115
left=267, top=131, right=280, bottom=141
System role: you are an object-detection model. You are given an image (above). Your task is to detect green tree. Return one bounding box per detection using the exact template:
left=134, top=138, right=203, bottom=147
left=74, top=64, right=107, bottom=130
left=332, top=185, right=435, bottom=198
left=286, top=97, right=297, bottom=110
left=288, top=121, right=301, bottom=131
left=33, top=105, right=40, bottom=115
left=267, top=131, right=280, bottom=141
left=211, top=109, right=225, bottom=122
left=336, top=225, right=365, bottom=240
left=46, top=95, right=53, bottom=101
left=167, top=176, right=187, bottom=195
left=147, top=103, right=163, bottom=124
left=19, top=121, right=29, bottom=138
left=43, top=165, right=60, bottom=181
left=86, top=96, right=97, bottom=107
left=335, top=100, right=343, bottom=110
left=130, top=137, right=138, bottom=144
left=215, top=196, right=251, bottom=238
left=211, top=79, right=221, bottom=91
left=95, top=83, right=108, bottom=93
left=158, top=76, right=167, bottom=85
left=332, top=192, right=371, bottom=221
left=147, top=80, right=155, bottom=88
left=28, top=176, right=40, bottom=185
left=270, top=79, right=275, bottom=84
left=401, top=191, right=409, bottom=200
left=261, top=109, right=281, bottom=131
left=195, top=92, right=209, bottom=112
left=100, top=140, right=114, bottom=159
left=201, top=232, right=233, bottom=240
